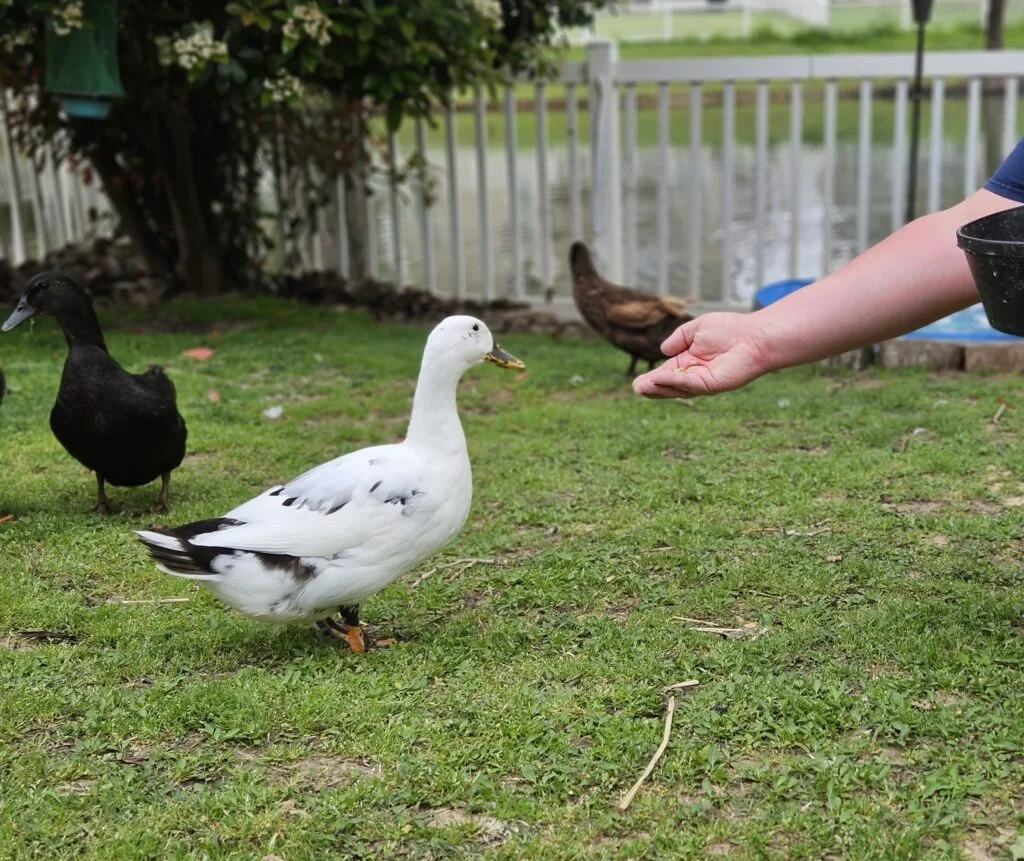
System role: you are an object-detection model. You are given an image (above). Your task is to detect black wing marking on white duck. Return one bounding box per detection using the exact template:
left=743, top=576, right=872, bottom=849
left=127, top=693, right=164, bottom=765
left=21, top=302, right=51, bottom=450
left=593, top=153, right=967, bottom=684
left=185, top=444, right=432, bottom=558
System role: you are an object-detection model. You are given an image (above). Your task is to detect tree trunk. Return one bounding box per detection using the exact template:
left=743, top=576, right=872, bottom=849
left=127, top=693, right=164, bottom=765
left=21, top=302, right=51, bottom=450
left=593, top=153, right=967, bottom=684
left=341, top=105, right=371, bottom=288
left=162, top=108, right=224, bottom=295
left=89, top=146, right=172, bottom=278
left=982, top=0, right=1007, bottom=175
left=344, top=164, right=370, bottom=287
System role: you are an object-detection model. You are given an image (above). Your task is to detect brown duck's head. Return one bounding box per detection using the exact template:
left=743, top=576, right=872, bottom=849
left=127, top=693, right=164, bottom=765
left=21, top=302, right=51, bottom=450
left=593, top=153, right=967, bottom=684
left=569, top=241, right=599, bottom=284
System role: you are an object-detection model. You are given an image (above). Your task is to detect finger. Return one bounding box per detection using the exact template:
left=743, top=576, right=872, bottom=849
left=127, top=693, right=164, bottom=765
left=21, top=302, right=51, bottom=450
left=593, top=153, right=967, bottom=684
left=634, top=381, right=695, bottom=400
left=639, top=363, right=717, bottom=396
left=661, top=318, right=699, bottom=357
left=633, top=368, right=704, bottom=398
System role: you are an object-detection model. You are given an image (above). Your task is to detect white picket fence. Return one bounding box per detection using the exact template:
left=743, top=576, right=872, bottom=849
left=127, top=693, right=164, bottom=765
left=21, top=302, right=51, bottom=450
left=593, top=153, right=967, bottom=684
left=0, top=94, right=112, bottom=264
left=2, top=46, right=1024, bottom=313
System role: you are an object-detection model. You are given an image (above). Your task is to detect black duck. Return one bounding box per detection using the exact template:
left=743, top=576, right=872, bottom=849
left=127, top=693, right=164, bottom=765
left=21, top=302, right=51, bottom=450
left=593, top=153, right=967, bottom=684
left=2, top=272, right=187, bottom=513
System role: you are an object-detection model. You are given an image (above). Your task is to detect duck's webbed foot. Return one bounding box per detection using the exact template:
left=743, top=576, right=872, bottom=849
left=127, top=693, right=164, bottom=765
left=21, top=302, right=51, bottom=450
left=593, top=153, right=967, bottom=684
left=317, top=605, right=365, bottom=652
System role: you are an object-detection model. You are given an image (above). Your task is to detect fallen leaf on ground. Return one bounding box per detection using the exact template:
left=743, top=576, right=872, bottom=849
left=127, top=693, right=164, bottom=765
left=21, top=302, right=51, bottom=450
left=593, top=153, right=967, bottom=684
left=206, top=389, right=221, bottom=403
left=183, top=347, right=215, bottom=360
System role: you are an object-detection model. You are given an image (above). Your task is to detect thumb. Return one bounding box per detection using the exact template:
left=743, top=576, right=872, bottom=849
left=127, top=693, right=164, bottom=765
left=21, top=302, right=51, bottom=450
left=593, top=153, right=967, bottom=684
left=661, top=318, right=699, bottom=357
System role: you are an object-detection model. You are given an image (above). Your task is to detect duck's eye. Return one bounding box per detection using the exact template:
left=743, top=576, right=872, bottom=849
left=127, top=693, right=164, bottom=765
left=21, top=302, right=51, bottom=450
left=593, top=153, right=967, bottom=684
left=472, top=324, right=480, bottom=332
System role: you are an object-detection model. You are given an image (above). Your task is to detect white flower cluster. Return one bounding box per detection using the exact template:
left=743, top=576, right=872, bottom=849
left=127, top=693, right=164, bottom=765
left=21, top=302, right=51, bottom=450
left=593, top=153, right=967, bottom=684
left=473, top=0, right=502, bottom=25
left=154, top=23, right=228, bottom=71
left=283, top=3, right=332, bottom=47
left=1, top=26, right=34, bottom=52
left=264, top=70, right=304, bottom=105
left=52, top=2, right=85, bottom=37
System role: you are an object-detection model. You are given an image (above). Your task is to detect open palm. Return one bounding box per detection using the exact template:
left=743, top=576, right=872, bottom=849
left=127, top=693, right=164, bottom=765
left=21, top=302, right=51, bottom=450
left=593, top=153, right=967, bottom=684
left=632, top=313, right=773, bottom=399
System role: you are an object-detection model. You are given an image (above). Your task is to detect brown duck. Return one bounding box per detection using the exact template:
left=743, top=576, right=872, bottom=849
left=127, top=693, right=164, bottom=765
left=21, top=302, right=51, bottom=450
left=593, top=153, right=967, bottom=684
left=569, top=241, right=693, bottom=375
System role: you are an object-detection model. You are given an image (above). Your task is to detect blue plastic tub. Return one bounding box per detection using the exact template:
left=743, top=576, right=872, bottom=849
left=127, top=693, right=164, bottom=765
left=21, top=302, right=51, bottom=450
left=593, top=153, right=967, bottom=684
left=752, top=278, right=813, bottom=311
left=753, top=278, right=1023, bottom=342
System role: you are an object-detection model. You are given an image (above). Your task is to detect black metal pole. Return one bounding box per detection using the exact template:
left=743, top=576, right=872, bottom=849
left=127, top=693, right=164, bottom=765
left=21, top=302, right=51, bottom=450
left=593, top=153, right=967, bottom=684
left=904, top=18, right=927, bottom=224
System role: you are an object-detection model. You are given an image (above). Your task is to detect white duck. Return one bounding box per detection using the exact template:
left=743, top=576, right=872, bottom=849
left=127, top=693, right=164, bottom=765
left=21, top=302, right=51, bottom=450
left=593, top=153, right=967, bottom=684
left=136, top=315, right=524, bottom=651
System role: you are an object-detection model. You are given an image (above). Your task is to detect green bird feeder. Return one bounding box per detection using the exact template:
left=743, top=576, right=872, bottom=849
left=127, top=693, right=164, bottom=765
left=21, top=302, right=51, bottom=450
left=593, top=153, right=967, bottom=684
left=45, top=0, right=125, bottom=119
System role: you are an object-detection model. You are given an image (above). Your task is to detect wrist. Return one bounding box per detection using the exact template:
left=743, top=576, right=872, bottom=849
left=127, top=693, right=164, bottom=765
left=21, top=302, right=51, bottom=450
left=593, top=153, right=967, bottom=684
left=746, top=310, right=786, bottom=375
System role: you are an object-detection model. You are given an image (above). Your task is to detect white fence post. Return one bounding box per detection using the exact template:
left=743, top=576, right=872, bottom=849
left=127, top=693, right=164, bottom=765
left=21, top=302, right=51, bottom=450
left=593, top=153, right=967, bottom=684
left=586, top=39, right=623, bottom=285
left=0, top=90, right=27, bottom=264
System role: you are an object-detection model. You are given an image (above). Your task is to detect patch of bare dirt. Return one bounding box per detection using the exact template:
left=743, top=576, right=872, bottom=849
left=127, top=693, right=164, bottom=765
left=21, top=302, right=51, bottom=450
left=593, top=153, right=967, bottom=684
left=866, top=663, right=900, bottom=680
left=601, top=598, right=642, bottom=621
left=961, top=827, right=1020, bottom=860
left=827, top=378, right=886, bottom=393
left=461, top=589, right=491, bottom=609
left=586, top=831, right=653, bottom=849
left=424, top=807, right=522, bottom=845
left=882, top=500, right=943, bottom=516
left=236, top=751, right=382, bottom=788
left=56, top=777, right=95, bottom=796
left=662, top=445, right=697, bottom=461
left=791, top=443, right=831, bottom=455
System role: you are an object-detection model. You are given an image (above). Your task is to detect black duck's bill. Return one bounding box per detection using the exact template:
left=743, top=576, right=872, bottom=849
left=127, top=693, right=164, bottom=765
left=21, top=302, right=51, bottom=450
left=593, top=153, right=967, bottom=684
left=485, top=344, right=525, bottom=370
left=2, top=299, right=36, bottom=332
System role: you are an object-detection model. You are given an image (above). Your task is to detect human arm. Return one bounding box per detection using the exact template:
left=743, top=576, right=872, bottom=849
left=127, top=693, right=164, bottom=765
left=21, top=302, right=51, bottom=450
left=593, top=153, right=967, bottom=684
left=632, top=187, right=1021, bottom=399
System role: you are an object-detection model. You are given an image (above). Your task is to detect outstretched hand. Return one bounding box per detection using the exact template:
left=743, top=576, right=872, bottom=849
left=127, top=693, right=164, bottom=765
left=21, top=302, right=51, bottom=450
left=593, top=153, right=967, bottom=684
left=632, top=312, right=775, bottom=399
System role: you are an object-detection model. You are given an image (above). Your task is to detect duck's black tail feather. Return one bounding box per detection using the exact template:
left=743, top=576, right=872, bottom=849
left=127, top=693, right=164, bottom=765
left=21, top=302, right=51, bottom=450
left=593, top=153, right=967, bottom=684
left=136, top=517, right=244, bottom=579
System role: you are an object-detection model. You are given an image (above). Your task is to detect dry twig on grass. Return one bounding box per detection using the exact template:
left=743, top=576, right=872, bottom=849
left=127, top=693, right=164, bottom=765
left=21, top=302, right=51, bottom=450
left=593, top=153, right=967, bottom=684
left=661, top=679, right=699, bottom=694
left=409, top=558, right=498, bottom=588
left=617, top=696, right=677, bottom=812
left=673, top=617, right=762, bottom=639
left=119, top=598, right=191, bottom=606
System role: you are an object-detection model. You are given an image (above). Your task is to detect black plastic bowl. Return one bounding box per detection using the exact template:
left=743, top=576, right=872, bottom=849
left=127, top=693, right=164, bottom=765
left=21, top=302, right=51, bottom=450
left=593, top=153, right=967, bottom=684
left=957, top=204, right=1024, bottom=336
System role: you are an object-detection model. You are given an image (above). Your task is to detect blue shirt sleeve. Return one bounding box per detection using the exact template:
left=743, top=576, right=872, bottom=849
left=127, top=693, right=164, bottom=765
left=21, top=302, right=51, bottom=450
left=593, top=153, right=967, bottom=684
left=985, top=135, right=1024, bottom=203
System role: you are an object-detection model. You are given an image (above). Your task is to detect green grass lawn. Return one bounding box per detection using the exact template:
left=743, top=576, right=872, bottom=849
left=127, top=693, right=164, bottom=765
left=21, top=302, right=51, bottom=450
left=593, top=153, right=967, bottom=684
left=570, top=8, right=1024, bottom=49
left=1, top=299, right=1024, bottom=859
left=570, top=20, right=1024, bottom=64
